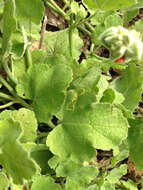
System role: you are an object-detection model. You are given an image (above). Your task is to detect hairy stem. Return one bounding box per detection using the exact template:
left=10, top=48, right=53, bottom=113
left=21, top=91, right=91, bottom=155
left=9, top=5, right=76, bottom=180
left=39, top=9, right=47, bottom=49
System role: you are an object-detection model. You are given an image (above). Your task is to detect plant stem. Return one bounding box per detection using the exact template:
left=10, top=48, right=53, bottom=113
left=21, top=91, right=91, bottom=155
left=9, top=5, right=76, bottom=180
left=0, top=76, right=31, bottom=109
left=15, top=96, right=32, bottom=109
left=2, top=61, right=18, bottom=84
left=0, top=101, right=16, bottom=109
left=85, top=22, right=94, bottom=33
left=45, top=2, right=59, bottom=14
left=48, top=120, right=56, bottom=129
left=0, top=92, right=14, bottom=101
left=46, top=0, right=67, bottom=18
left=45, top=0, right=92, bottom=36
left=39, top=9, right=47, bottom=49
left=37, top=132, right=49, bottom=138
left=25, top=46, right=32, bottom=68
left=0, top=76, right=15, bottom=95
left=78, top=25, right=91, bottom=36
left=69, top=13, right=74, bottom=58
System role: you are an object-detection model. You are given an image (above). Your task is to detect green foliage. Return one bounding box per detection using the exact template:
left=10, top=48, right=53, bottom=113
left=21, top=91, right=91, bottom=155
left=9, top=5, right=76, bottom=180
left=15, top=0, right=44, bottom=24
left=121, top=179, right=138, bottom=190
left=31, top=175, right=62, bottom=190
left=111, top=63, right=143, bottom=112
left=105, top=164, right=127, bottom=184
left=83, top=0, right=136, bottom=11
left=0, top=118, right=37, bottom=184
left=16, top=64, right=73, bottom=123
left=2, top=0, right=16, bottom=56
left=0, top=172, right=9, bottom=190
left=122, top=9, right=139, bottom=23
left=44, top=29, right=83, bottom=64
left=128, top=118, right=143, bottom=169
left=0, top=108, right=38, bottom=143
left=65, top=165, right=98, bottom=189
left=0, top=0, right=143, bottom=189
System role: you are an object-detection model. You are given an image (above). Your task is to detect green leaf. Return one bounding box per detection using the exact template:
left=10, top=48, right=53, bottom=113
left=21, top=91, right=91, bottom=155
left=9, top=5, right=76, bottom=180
left=125, top=0, right=143, bottom=10
left=15, top=0, right=44, bottom=24
left=100, top=88, right=124, bottom=104
left=30, top=144, right=53, bottom=174
left=101, top=181, right=115, bottom=190
left=106, top=164, right=127, bottom=184
left=90, top=11, right=116, bottom=25
left=56, top=160, right=82, bottom=177
left=2, top=0, right=16, bottom=56
left=122, top=9, right=139, bottom=23
left=104, top=14, right=123, bottom=28
left=128, top=118, right=143, bottom=169
left=0, top=108, right=38, bottom=143
left=31, top=50, right=47, bottom=65
left=121, top=179, right=138, bottom=190
left=44, top=29, right=83, bottom=63
left=11, top=108, right=38, bottom=143
left=116, top=149, right=129, bottom=163
left=0, top=172, right=9, bottom=190
left=65, top=165, right=98, bottom=190
left=83, top=0, right=136, bottom=11
left=110, top=63, right=143, bottom=112
left=71, top=67, right=101, bottom=93
left=12, top=58, right=27, bottom=80
left=16, top=64, right=73, bottom=123
left=31, top=175, right=62, bottom=190
left=47, top=101, right=128, bottom=163
left=96, top=75, right=110, bottom=103
left=48, top=155, right=60, bottom=170
left=47, top=68, right=128, bottom=162
left=87, top=184, right=99, bottom=190
left=92, top=24, right=106, bottom=45
left=0, top=118, right=37, bottom=184
left=11, top=29, right=28, bottom=59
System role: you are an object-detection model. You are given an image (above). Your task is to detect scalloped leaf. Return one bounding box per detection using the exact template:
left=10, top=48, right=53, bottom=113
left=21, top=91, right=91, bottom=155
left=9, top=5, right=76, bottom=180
left=111, top=63, right=143, bottom=112
left=16, top=64, right=73, bottom=123
left=31, top=176, right=62, bottom=190
left=0, top=108, right=38, bottom=143
left=47, top=101, right=128, bottom=163
left=0, top=118, right=37, bottom=184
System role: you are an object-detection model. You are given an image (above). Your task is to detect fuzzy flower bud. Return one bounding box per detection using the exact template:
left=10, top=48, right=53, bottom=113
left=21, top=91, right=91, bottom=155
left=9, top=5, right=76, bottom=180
left=99, top=26, right=143, bottom=62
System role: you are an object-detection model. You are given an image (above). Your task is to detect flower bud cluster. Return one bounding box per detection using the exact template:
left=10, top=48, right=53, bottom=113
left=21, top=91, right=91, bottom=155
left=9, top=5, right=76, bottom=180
left=99, top=26, right=143, bottom=62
